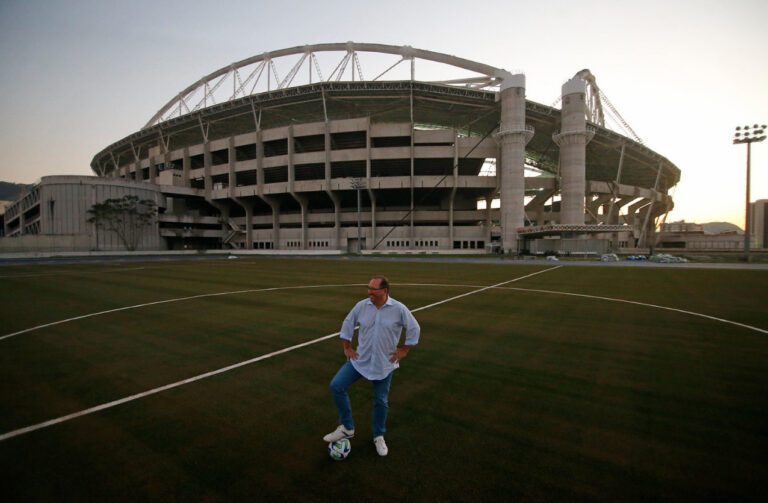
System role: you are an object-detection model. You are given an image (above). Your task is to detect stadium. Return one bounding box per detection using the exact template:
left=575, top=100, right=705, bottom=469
left=7, top=43, right=681, bottom=254
left=3, top=44, right=767, bottom=503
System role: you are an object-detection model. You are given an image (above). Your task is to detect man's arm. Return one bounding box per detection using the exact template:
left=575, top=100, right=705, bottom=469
left=340, top=302, right=360, bottom=360
left=342, top=338, right=358, bottom=360
left=389, top=344, right=412, bottom=363
left=390, top=305, right=420, bottom=363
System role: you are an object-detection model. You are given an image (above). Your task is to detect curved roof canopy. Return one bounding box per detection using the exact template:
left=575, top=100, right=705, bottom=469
left=145, top=42, right=513, bottom=128
left=91, top=43, right=680, bottom=191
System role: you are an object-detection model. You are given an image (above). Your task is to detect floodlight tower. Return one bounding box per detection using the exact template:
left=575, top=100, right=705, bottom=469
left=733, top=124, right=766, bottom=262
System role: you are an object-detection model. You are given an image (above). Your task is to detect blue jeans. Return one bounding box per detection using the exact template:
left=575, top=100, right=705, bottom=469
left=330, top=361, right=393, bottom=438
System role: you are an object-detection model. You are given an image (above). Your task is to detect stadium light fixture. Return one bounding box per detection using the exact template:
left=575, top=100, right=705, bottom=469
left=733, top=124, right=766, bottom=262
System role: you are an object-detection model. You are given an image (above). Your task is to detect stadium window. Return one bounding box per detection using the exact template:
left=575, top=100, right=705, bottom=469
left=478, top=240, right=485, bottom=249
left=470, top=241, right=476, bottom=249
left=453, top=241, right=460, bottom=249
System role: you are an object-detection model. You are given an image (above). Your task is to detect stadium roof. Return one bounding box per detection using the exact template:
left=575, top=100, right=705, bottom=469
left=91, top=43, right=680, bottom=191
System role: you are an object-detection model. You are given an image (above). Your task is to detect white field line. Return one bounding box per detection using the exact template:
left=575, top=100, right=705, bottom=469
left=5, top=272, right=766, bottom=343
left=404, top=283, right=767, bottom=335
left=497, top=286, right=768, bottom=335
left=0, top=266, right=561, bottom=442
left=0, top=283, right=361, bottom=342
left=0, top=266, right=147, bottom=279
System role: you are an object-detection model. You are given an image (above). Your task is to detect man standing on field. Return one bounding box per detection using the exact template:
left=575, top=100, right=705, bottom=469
left=323, top=275, right=420, bottom=456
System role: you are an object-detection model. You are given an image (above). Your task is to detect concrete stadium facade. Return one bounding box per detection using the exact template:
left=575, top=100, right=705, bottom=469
left=0, top=176, right=163, bottom=252
left=83, top=43, right=680, bottom=254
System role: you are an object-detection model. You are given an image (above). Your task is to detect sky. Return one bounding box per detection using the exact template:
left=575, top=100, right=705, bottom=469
left=0, top=0, right=766, bottom=227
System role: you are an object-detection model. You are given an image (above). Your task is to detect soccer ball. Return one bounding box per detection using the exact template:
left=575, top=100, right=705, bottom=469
left=328, top=438, right=351, bottom=461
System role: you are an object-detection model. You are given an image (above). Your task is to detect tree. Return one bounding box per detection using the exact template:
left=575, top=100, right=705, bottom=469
left=87, top=195, right=157, bottom=251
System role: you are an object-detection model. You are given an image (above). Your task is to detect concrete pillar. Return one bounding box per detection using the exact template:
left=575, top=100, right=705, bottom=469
left=286, top=126, right=307, bottom=249
left=182, top=147, right=190, bottom=188
left=587, top=194, right=611, bottom=223
left=494, top=73, right=533, bottom=253
left=553, top=78, right=595, bottom=225
left=203, top=142, right=212, bottom=198
left=228, top=137, right=236, bottom=199
left=409, top=123, right=415, bottom=249
left=526, top=189, right=556, bottom=226
left=365, top=118, right=376, bottom=249
left=254, top=130, right=278, bottom=249
left=149, top=155, right=157, bottom=184
left=235, top=198, right=254, bottom=249
left=448, top=130, right=459, bottom=247
left=324, top=123, right=341, bottom=250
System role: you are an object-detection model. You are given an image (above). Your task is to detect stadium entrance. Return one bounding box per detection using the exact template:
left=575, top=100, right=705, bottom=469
left=347, top=237, right=366, bottom=253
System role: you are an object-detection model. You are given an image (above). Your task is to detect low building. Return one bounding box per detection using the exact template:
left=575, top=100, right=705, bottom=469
left=0, top=176, right=164, bottom=253
left=657, top=221, right=745, bottom=250
left=750, top=199, right=767, bottom=249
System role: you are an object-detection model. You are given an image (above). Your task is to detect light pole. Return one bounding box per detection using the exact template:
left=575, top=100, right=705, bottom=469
left=733, top=124, right=766, bottom=262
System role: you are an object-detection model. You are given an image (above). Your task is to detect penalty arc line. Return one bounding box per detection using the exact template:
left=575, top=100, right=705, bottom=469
left=497, top=286, right=768, bottom=335
left=0, top=283, right=363, bottom=342
left=0, top=266, right=561, bottom=442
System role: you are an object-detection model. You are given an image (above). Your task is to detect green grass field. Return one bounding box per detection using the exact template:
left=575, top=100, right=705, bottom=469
left=0, top=258, right=766, bottom=501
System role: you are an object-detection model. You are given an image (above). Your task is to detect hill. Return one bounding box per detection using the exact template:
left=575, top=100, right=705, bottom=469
left=0, top=181, right=33, bottom=201
left=702, top=221, right=743, bottom=234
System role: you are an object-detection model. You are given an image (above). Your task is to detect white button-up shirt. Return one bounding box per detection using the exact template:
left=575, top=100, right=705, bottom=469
left=340, top=296, right=421, bottom=380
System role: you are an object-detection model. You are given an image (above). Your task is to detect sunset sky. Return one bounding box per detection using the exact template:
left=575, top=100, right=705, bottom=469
left=1, top=0, right=766, bottom=227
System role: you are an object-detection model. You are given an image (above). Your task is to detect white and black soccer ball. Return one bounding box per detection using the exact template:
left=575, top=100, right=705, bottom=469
left=328, top=438, right=351, bottom=461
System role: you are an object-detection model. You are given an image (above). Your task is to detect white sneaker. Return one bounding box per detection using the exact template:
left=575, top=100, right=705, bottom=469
left=323, top=425, right=355, bottom=442
left=373, top=436, right=388, bottom=456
